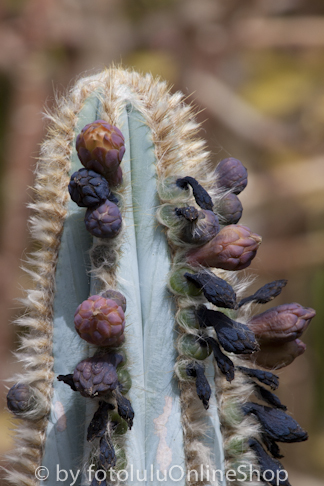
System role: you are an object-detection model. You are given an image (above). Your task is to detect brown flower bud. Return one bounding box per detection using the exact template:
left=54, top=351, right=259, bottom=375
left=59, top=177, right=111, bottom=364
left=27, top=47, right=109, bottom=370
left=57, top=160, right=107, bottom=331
left=251, top=339, right=306, bottom=369
left=76, top=120, right=125, bottom=180
left=249, top=303, right=315, bottom=345
left=186, top=224, right=261, bottom=270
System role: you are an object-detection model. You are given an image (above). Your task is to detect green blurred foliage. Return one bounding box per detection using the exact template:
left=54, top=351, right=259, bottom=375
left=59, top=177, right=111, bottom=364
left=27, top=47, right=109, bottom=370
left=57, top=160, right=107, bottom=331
left=123, top=0, right=175, bottom=21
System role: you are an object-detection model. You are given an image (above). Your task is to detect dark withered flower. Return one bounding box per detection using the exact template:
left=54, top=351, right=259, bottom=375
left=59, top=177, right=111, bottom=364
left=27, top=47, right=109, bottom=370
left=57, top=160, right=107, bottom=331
left=176, top=176, right=214, bottom=210
left=185, top=271, right=237, bottom=309
left=242, top=402, right=308, bottom=443
left=186, top=362, right=211, bottom=409
left=206, top=337, right=235, bottom=382
left=237, top=366, right=279, bottom=390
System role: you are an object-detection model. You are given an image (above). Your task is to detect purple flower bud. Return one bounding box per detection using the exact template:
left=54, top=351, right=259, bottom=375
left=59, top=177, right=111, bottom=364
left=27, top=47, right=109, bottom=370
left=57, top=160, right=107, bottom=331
left=219, top=193, right=243, bottom=225
left=85, top=200, right=122, bottom=239
left=100, top=289, right=127, bottom=312
left=249, top=303, right=315, bottom=345
left=7, top=383, right=35, bottom=415
left=215, top=158, right=248, bottom=194
left=106, top=166, right=123, bottom=187
left=73, top=354, right=122, bottom=398
left=251, top=339, right=306, bottom=369
left=181, top=209, right=220, bottom=245
left=74, top=295, right=125, bottom=347
left=187, top=224, right=261, bottom=271
left=68, top=168, right=110, bottom=207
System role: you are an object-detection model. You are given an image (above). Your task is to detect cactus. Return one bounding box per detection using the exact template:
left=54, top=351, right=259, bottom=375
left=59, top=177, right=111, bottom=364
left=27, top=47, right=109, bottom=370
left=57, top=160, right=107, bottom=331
left=5, top=68, right=314, bottom=486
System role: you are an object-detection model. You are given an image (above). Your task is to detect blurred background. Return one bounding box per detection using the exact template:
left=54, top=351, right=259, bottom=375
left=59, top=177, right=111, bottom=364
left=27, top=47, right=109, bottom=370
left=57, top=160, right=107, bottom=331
left=1, top=0, right=324, bottom=484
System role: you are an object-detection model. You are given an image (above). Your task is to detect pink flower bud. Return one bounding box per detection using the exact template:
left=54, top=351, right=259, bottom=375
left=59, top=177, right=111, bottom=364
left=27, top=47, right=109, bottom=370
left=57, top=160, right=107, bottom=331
left=186, top=224, right=261, bottom=270
left=74, top=295, right=125, bottom=347
left=251, top=339, right=306, bottom=370
left=249, top=303, right=315, bottom=345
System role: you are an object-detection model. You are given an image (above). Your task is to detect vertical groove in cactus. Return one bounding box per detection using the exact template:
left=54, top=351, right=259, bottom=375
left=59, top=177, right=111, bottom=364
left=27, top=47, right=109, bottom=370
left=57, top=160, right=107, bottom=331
left=5, top=68, right=313, bottom=486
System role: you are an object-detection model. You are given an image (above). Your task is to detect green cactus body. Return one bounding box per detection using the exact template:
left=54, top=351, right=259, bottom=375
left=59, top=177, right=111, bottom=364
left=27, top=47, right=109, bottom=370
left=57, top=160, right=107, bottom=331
left=6, top=68, right=312, bottom=486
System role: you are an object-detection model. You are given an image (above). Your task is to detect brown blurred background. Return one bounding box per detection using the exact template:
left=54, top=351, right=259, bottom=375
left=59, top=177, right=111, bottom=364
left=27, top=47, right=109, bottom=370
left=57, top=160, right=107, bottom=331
left=1, top=0, right=324, bottom=484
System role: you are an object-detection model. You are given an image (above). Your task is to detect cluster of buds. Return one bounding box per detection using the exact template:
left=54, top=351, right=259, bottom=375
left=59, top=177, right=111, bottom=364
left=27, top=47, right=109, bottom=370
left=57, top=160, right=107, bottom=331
left=68, top=120, right=126, bottom=238
left=57, top=351, right=134, bottom=474
left=170, top=158, right=262, bottom=272
left=57, top=287, right=133, bottom=475
left=56, top=120, right=131, bottom=477
left=162, top=151, right=315, bottom=477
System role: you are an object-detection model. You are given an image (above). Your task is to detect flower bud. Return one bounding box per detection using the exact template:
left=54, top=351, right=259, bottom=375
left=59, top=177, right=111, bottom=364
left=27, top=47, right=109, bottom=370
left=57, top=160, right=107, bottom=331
left=168, top=267, right=203, bottom=297
left=249, top=303, right=315, bottom=345
left=181, top=209, right=220, bottom=245
left=117, top=368, right=132, bottom=394
left=100, top=289, right=127, bottom=312
left=7, top=383, right=35, bottom=415
left=73, top=354, right=121, bottom=398
left=251, top=339, right=306, bottom=369
left=110, top=411, right=128, bottom=435
left=68, top=168, right=110, bottom=208
left=218, top=193, right=243, bottom=225
left=178, top=334, right=212, bottom=360
left=74, top=295, right=125, bottom=347
left=187, top=224, right=262, bottom=270
left=107, top=165, right=123, bottom=187
left=176, top=307, right=200, bottom=331
left=85, top=200, right=122, bottom=239
left=76, top=120, right=125, bottom=179
left=215, top=158, right=248, bottom=194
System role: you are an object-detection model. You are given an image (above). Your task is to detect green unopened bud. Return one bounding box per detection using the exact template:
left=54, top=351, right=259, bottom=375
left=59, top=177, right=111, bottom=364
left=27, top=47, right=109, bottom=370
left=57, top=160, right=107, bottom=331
left=157, top=204, right=181, bottom=228
left=176, top=307, right=200, bottom=330
left=169, top=267, right=203, bottom=297
left=178, top=334, right=211, bottom=360
left=110, top=411, right=128, bottom=435
left=226, top=437, right=248, bottom=458
left=117, top=368, right=132, bottom=394
left=157, top=177, right=192, bottom=202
